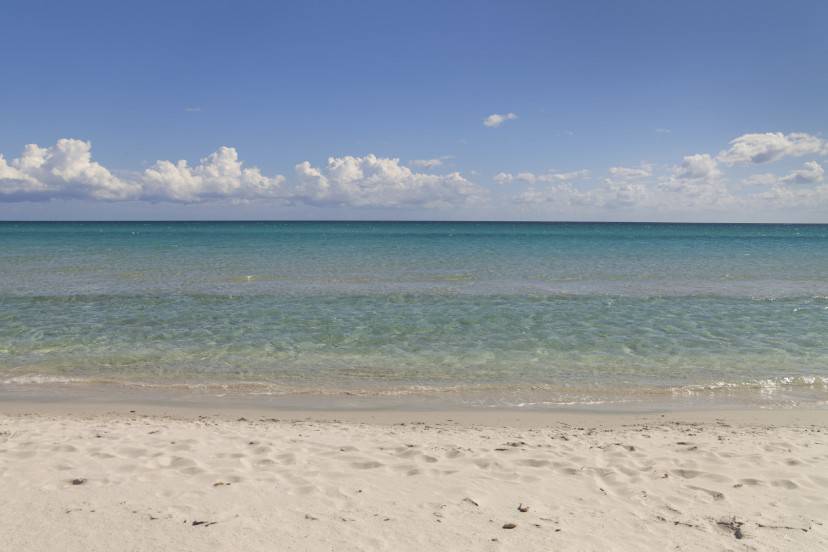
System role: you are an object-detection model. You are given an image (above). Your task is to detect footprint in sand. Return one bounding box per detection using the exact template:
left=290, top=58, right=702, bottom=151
left=516, top=459, right=551, bottom=468
left=737, top=478, right=763, bottom=486
left=276, top=453, right=296, bottom=465
left=91, top=452, right=115, bottom=459
left=352, top=460, right=383, bottom=469
left=396, top=449, right=419, bottom=458
left=672, top=469, right=701, bottom=479
left=771, top=479, right=798, bottom=489
left=686, top=485, right=725, bottom=501
left=118, top=447, right=147, bottom=459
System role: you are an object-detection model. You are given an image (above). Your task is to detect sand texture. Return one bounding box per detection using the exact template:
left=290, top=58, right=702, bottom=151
left=2, top=410, right=827, bottom=551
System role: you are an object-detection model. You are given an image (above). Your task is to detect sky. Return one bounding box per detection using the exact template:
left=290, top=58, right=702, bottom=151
left=1, top=0, right=827, bottom=222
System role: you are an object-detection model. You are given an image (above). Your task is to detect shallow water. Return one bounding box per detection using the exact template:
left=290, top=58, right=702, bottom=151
left=1, top=221, right=827, bottom=409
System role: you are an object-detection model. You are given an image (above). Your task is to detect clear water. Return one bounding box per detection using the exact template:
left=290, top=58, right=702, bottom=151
left=1, top=222, right=827, bottom=408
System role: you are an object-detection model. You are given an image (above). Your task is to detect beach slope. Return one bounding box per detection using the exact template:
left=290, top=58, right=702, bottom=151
left=2, top=409, right=827, bottom=551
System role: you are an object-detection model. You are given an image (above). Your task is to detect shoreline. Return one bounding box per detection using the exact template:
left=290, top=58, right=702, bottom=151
left=3, top=393, right=828, bottom=427
left=3, top=377, right=828, bottom=415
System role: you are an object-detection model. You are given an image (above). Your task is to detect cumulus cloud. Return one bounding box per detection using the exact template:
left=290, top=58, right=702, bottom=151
left=6, top=131, right=828, bottom=215
left=0, top=139, right=140, bottom=201
left=0, top=140, right=482, bottom=209
left=142, top=147, right=285, bottom=202
left=730, top=160, right=824, bottom=195
left=494, top=169, right=589, bottom=185
left=661, top=153, right=730, bottom=203
left=513, top=131, right=828, bottom=214
left=293, top=154, right=481, bottom=208
left=781, top=160, right=824, bottom=185
left=671, top=154, right=721, bottom=181
left=0, top=140, right=285, bottom=203
left=483, top=112, right=517, bottom=128
left=717, top=132, right=827, bottom=165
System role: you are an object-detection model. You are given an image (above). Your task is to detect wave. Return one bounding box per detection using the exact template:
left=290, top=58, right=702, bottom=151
left=4, top=373, right=828, bottom=408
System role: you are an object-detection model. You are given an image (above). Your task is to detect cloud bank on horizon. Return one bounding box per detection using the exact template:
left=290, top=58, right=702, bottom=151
left=1, top=131, right=827, bottom=218
left=0, top=140, right=480, bottom=208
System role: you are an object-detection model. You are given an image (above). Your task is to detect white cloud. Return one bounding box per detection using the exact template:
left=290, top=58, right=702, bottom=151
left=6, top=131, right=828, bottom=217
left=717, top=132, right=827, bottom=165
left=483, top=112, right=517, bottom=128
left=735, top=161, right=827, bottom=209
left=0, top=140, right=481, bottom=209
left=608, top=164, right=653, bottom=180
left=661, top=154, right=729, bottom=203
left=0, top=139, right=140, bottom=201
left=495, top=169, right=589, bottom=185
left=409, top=158, right=443, bottom=169
left=756, top=182, right=828, bottom=208
left=0, top=152, right=42, bottom=198
left=513, top=167, right=647, bottom=209
left=408, top=156, right=452, bottom=170
left=516, top=180, right=648, bottom=209
left=781, top=160, right=824, bottom=185
left=0, top=140, right=284, bottom=204
left=516, top=183, right=592, bottom=206
left=141, top=146, right=285, bottom=202
left=390, top=131, right=828, bottom=214
left=671, top=153, right=721, bottom=181
left=738, top=173, right=779, bottom=189
left=594, top=164, right=655, bottom=206
left=294, top=154, right=481, bottom=208
left=736, top=162, right=824, bottom=190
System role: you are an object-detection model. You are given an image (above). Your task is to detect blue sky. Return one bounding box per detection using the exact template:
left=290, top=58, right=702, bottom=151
left=1, top=0, right=827, bottom=221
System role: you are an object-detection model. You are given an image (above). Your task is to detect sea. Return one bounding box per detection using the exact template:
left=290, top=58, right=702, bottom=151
left=1, top=221, right=827, bottom=410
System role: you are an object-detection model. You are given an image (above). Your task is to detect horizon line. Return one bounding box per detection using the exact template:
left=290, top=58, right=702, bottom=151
left=0, top=220, right=826, bottom=225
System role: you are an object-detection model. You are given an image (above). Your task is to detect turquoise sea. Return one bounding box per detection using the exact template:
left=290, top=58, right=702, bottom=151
left=1, top=222, right=827, bottom=409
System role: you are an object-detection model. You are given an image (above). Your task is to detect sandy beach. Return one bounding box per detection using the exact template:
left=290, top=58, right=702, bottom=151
left=2, top=404, right=826, bottom=551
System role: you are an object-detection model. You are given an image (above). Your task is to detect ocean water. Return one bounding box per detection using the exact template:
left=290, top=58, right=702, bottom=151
left=1, top=221, right=827, bottom=409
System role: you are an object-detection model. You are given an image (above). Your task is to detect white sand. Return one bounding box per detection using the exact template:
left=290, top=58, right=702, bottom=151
left=2, top=406, right=827, bottom=551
